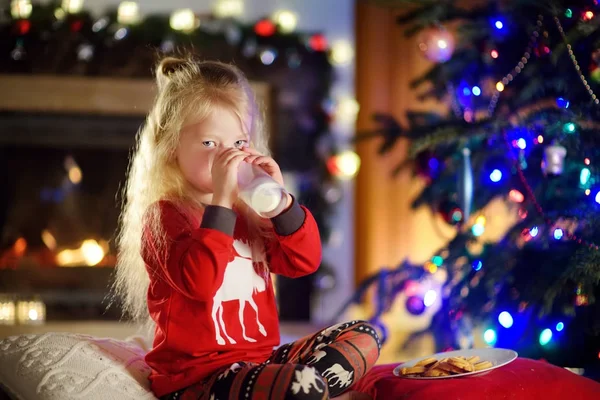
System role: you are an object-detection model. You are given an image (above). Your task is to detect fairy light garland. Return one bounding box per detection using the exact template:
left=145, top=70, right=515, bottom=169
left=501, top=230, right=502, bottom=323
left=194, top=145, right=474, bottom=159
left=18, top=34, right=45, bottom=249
left=503, top=129, right=600, bottom=251
left=554, top=15, right=600, bottom=105
left=488, top=15, right=544, bottom=116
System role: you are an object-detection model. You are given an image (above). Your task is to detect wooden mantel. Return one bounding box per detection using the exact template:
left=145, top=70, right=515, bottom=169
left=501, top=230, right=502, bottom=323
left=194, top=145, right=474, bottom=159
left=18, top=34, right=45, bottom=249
left=0, top=74, right=270, bottom=116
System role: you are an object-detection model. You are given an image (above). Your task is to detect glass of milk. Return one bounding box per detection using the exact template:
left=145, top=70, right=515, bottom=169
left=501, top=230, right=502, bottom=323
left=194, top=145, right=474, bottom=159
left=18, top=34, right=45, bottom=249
left=238, top=162, right=289, bottom=217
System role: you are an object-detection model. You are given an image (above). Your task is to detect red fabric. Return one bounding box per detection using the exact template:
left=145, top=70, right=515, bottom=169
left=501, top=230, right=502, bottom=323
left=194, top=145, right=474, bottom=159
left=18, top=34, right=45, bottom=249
left=142, top=201, right=321, bottom=397
left=353, top=359, right=600, bottom=400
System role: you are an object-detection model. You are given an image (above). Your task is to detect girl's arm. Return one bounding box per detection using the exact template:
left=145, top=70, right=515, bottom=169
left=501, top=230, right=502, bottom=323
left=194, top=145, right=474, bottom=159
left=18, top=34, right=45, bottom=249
left=265, top=198, right=322, bottom=277
left=143, top=202, right=235, bottom=301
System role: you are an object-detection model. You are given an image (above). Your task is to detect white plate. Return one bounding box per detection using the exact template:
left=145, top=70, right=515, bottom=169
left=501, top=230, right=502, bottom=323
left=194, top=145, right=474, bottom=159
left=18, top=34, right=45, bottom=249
left=393, top=348, right=518, bottom=379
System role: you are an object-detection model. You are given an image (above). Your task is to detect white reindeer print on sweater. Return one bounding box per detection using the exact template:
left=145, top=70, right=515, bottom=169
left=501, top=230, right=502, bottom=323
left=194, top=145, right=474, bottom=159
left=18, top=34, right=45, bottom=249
left=211, top=240, right=268, bottom=345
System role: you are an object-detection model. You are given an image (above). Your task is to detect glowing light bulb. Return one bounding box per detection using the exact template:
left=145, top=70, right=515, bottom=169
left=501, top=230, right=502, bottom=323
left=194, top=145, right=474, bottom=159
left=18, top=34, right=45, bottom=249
left=259, top=48, right=277, bottom=65
left=329, top=40, right=354, bottom=65
left=490, top=49, right=499, bottom=58
left=213, top=0, right=243, bottom=18
left=490, top=169, right=502, bottom=182
left=556, top=322, right=564, bottom=332
left=539, top=328, right=552, bottom=346
left=563, top=122, right=576, bottom=133
left=472, top=260, right=483, bottom=271
left=424, top=290, right=437, bottom=307
left=554, top=228, right=564, bottom=240
left=496, top=82, right=505, bottom=92
left=580, top=168, right=591, bottom=185
left=62, top=0, right=83, bottom=13
left=273, top=10, right=297, bottom=33
left=498, top=311, right=513, bottom=328
left=170, top=9, right=197, bottom=33
left=530, top=226, right=539, bottom=237
left=494, top=20, right=504, bottom=29
left=472, top=86, right=481, bottom=96
left=11, top=0, right=32, bottom=19
left=117, top=1, right=139, bottom=25
left=484, top=329, right=497, bottom=345
left=537, top=135, right=544, bottom=144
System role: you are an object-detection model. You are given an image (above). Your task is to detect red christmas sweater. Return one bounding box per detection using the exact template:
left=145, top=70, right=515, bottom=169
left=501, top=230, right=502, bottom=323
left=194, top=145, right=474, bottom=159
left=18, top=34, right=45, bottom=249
left=141, top=199, right=321, bottom=397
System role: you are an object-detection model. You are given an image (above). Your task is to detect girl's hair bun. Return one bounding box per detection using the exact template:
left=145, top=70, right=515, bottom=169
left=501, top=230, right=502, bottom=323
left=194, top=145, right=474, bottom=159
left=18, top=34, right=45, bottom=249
left=156, top=57, right=187, bottom=88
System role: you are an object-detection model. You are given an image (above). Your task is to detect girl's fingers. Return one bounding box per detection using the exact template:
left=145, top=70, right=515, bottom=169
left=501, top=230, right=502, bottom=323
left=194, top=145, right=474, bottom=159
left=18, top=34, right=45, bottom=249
left=221, top=149, right=246, bottom=164
left=226, top=152, right=248, bottom=167
left=251, top=156, right=276, bottom=168
left=244, top=155, right=261, bottom=163
left=242, top=147, right=262, bottom=156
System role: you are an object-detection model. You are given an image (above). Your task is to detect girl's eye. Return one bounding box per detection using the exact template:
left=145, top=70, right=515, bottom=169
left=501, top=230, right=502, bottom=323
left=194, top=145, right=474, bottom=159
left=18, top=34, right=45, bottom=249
left=234, top=140, right=249, bottom=149
left=202, top=141, right=216, bottom=148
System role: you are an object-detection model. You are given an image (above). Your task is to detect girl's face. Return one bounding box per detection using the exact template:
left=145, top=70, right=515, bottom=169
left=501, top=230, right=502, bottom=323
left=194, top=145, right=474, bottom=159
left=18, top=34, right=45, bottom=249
left=176, top=106, right=249, bottom=203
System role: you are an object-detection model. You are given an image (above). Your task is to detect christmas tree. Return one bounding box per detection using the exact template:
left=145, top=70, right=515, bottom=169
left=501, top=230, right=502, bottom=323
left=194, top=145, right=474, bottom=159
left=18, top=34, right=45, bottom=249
left=355, top=0, right=600, bottom=371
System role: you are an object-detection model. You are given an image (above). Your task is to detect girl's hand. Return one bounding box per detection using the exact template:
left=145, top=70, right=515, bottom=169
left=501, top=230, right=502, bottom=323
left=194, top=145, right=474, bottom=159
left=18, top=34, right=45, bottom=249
left=211, top=147, right=247, bottom=209
left=242, top=148, right=285, bottom=186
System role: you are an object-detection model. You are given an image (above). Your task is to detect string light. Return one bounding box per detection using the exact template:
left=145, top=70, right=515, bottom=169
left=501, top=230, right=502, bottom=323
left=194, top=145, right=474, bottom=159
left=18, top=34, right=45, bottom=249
left=539, top=328, right=553, bottom=345
left=583, top=11, right=594, bottom=21
left=554, top=16, right=600, bottom=105
left=563, top=122, right=576, bottom=133
left=556, top=97, right=570, bottom=109
left=336, top=97, right=360, bottom=125
left=487, top=15, right=543, bottom=116
left=254, top=19, right=276, bottom=36
left=117, top=1, right=139, bottom=25
left=170, top=9, right=197, bottom=33
left=259, top=48, right=277, bottom=65
left=273, top=10, right=297, bottom=33
left=580, top=168, right=591, bottom=185
left=11, top=0, right=32, bottom=19
left=498, top=311, right=513, bottom=328
left=489, top=169, right=503, bottom=182
left=213, top=0, right=243, bottom=18
left=509, top=189, right=525, bottom=203
left=483, top=329, right=497, bottom=345
left=490, top=49, right=499, bottom=58
left=329, top=40, right=354, bottom=65
left=62, top=0, right=83, bottom=14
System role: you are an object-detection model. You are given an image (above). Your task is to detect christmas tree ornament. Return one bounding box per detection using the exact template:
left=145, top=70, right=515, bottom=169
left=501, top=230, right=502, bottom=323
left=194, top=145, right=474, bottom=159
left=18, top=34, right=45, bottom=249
left=417, top=26, right=455, bottom=63
left=405, top=295, right=426, bottom=315
left=457, top=148, right=474, bottom=221
left=541, top=143, right=567, bottom=175
left=438, top=200, right=464, bottom=226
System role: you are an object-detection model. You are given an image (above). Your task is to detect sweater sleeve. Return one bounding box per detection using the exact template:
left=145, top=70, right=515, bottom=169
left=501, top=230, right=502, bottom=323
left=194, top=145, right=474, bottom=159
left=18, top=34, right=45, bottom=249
left=142, top=202, right=236, bottom=302
left=265, top=198, right=322, bottom=278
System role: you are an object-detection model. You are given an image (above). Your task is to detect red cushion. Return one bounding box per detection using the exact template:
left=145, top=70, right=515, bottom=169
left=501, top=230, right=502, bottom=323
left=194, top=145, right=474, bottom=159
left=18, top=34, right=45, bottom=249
left=353, top=359, right=600, bottom=400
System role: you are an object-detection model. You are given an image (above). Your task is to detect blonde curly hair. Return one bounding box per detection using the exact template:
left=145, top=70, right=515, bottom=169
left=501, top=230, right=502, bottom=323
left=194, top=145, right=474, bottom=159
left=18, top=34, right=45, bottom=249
left=113, top=56, right=272, bottom=326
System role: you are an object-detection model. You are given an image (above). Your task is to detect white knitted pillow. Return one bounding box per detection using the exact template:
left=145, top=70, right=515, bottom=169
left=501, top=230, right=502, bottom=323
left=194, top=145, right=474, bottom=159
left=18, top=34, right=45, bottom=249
left=0, top=332, right=157, bottom=400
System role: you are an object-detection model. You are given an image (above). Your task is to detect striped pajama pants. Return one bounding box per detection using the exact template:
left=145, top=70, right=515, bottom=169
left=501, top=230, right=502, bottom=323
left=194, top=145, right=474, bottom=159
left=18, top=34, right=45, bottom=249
left=161, top=320, right=381, bottom=400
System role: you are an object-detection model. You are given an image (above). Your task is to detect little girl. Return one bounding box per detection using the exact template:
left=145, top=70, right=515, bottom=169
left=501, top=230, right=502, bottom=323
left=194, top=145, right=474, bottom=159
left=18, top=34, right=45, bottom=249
left=115, top=56, right=380, bottom=400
